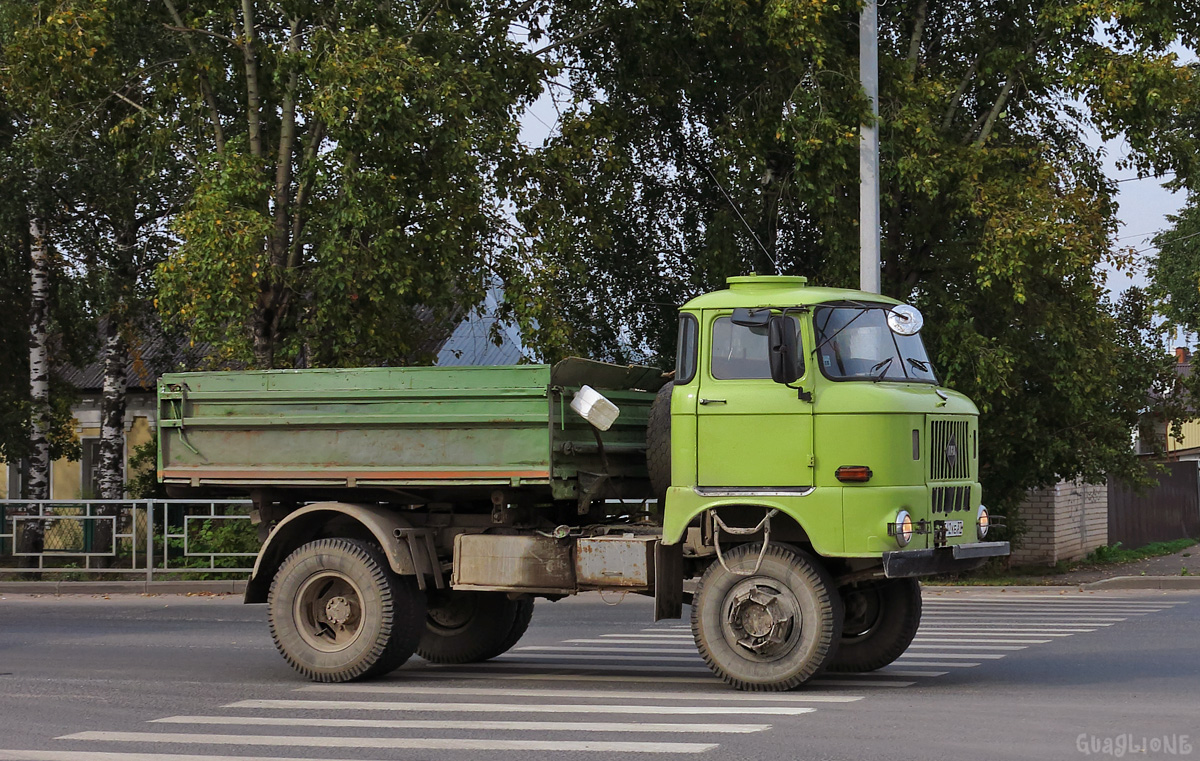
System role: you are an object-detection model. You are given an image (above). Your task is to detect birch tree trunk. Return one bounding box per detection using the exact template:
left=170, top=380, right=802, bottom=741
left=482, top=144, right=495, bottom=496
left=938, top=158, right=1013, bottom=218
left=97, top=315, right=126, bottom=499
left=27, top=216, right=51, bottom=502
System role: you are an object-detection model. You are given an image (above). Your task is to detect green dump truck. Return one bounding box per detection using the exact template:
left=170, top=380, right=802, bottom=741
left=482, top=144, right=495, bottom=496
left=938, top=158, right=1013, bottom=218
left=157, top=274, right=1008, bottom=691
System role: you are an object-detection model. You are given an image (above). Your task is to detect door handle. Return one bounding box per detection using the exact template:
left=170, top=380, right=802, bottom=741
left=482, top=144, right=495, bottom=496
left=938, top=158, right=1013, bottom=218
left=699, top=398, right=727, bottom=405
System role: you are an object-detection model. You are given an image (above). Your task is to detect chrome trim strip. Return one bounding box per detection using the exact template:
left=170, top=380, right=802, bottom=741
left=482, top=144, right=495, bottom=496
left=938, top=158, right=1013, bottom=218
left=694, top=486, right=816, bottom=498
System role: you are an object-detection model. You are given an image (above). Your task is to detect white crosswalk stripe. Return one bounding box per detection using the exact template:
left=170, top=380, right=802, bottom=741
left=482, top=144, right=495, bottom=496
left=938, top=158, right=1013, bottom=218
left=0, top=593, right=1183, bottom=761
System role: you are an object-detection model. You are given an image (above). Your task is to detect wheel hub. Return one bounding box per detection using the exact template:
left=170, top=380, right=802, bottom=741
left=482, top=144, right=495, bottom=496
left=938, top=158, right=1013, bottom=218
left=293, top=570, right=366, bottom=653
left=325, top=596, right=352, bottom=625
left=729, top=586, right=795, bottom=654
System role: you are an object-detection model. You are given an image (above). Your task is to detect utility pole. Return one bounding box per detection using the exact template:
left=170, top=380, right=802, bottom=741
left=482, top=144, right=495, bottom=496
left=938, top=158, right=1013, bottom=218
left=859, top=0, right=881, bottom=294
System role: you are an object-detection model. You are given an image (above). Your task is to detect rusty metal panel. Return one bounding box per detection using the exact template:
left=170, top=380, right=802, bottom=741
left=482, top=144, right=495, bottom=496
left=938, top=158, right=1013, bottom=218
left=451, top=533, right=575, bottom=592
left=575, top=535, right=656, bottom=588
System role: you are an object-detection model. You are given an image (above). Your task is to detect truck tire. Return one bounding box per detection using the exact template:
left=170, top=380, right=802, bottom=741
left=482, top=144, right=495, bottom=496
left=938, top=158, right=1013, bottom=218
left=692, top=543, right=843, bottom=691
left=417, top=591, right=533, bottom=664
left=268, top=538, right=425, bottom=682
left=488, top=596, right=535, bottom=658
left=647, top=381, right=674, bottom=499
left=829, top=578, right=921, bottom=672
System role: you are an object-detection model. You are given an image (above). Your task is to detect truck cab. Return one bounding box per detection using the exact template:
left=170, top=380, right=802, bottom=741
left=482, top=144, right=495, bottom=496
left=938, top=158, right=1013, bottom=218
left=653, top=274, right=1007, bottom=688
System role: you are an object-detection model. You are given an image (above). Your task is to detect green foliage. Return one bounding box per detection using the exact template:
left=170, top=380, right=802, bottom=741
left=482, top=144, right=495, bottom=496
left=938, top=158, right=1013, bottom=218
left=1148, top=202, right=1200, bottom=332
left=126, top=440, right=166, bottom=500
left=153, top=0, right=545, bottom=368
left=1084, top=537, right=1197, bottom=565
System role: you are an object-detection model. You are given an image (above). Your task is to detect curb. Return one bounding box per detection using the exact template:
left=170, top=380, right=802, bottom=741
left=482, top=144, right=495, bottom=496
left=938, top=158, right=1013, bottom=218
left=1081, top=575, right=1200, bottom=590
left=0, top=580, right=246, bottom=595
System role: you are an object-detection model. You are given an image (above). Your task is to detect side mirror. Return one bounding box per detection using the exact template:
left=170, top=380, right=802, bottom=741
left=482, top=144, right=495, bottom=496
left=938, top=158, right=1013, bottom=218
left=887, top=305, right=923, bottom=336
left=731, top=307, right=771, bottom=328
left=768, top=316, right=802, bottom=384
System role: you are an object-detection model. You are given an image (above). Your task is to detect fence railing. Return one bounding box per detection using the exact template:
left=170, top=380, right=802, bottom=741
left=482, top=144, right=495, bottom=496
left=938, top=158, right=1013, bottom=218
left=0, top=499, right=258, bottom=581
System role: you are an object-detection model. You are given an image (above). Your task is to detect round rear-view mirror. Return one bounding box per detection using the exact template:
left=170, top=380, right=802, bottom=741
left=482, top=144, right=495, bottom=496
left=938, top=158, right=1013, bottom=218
left=887, top=305, right=923, bottom=336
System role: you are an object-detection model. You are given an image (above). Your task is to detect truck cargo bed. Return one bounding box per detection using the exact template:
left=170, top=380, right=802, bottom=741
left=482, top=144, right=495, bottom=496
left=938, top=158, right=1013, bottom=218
left=157, top=359, right=665, bottom=503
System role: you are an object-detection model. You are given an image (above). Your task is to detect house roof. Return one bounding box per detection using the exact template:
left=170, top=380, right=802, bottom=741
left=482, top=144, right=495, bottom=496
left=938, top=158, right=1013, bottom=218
left=55, top=327, right=210, bottom=392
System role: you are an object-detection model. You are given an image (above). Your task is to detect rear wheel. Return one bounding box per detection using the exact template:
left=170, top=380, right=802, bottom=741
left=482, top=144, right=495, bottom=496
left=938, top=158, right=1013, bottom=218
left=692, top=543, right=842, bottom=691
left=829, top=578, right=921, bottom=672
left=268, top=538, right=426, bottom=682
left=417, top=591, right=533, bottom=664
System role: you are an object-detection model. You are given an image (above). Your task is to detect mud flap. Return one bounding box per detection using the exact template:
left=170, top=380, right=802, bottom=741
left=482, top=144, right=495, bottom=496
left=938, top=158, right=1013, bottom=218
left=654, top=541, right=684, bottom=621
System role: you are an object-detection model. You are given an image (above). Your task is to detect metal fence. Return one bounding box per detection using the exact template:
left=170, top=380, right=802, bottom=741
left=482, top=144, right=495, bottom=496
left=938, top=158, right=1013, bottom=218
left=0, top=499, right=257, bottom=580
left=1108, top=461, right=1200, bottom=548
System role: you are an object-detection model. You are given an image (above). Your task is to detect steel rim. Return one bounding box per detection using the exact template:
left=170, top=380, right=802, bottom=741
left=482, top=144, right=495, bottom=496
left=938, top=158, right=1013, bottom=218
left=293, top=570, right=367, bottom=653
left=426, top=592, right=476, bottom=634
left=841, top=585, right=883, bottom=640
left=719, top=576, right=803, bottom=662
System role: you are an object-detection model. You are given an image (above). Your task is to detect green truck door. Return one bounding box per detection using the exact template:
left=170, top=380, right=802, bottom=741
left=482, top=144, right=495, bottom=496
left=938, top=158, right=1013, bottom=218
left=696, top=314, right=814, bottom=488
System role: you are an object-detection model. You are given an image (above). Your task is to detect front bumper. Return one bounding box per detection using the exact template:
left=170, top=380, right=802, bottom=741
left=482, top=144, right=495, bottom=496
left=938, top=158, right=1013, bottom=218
left=882, top=541, right=1010, bottom=578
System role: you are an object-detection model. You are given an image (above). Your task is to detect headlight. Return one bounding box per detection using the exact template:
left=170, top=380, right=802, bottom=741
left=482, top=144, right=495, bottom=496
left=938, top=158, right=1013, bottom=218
left=892, top=510, right=913, bottom=547
left=977, top=505, right=990, bottom=539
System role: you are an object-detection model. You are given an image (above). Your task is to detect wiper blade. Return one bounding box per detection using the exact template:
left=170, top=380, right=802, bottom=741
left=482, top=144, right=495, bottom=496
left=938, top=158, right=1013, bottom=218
left=907, top=357, right=929, bottom=372
left=871, top=357, right=894, bottom=382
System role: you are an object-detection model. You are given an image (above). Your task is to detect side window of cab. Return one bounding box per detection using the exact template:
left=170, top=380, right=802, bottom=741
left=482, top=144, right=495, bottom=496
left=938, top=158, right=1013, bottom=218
left=710, top=315, right=804, bottom=380
left=710, top=317, right=769, bottom=379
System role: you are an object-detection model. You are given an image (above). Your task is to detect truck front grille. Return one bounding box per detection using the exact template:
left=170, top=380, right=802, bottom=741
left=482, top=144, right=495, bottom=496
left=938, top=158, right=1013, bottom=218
left=929, top=418, right=971, bottom=481
left=932, top=485, right=971, bottom=514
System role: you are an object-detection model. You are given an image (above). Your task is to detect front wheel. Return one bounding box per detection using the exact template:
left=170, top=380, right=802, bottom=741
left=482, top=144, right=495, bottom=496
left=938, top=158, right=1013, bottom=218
left=268, top=538, right=426, bottom=682
left=829, top=578, right=921, bottom=672
left=692, top=543, right=842, bottom=691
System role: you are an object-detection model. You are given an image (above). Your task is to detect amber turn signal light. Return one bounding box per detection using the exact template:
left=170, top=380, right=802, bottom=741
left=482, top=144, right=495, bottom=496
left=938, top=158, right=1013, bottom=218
left=835, top=465, right=873, bottom=482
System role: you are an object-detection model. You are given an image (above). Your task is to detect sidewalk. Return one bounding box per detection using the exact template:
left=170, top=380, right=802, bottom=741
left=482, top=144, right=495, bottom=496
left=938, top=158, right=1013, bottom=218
left=0, top=579, right=246, bottom=596
left=1027, top=544, right=1200, bottom=589
left=926, top=544, right=1200, bottom=590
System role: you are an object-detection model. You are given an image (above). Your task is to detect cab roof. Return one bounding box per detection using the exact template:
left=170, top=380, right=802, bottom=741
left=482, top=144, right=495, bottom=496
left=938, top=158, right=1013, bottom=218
left=680, top=274, right=903, bottom=311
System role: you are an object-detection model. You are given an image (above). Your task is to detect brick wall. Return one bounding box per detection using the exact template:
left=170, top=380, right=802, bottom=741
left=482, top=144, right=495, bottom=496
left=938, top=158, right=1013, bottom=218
left=1009, top=480, right=1109, bottom=566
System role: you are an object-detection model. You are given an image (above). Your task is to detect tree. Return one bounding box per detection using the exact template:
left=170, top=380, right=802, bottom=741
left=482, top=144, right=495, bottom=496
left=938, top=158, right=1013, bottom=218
left=154, top=0, right=547, bottom=369
left=506, top=0, right=1197, bottom=512
left=2, top=0, right=186, bottom=498
left=0, top=89, right=88, bottom=505
left=1149, top=201, right=1200, bottom=333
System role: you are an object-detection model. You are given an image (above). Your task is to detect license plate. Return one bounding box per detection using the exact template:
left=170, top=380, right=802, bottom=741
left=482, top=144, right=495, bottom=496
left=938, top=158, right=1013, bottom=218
left=944, top=520, right=964, bottom=538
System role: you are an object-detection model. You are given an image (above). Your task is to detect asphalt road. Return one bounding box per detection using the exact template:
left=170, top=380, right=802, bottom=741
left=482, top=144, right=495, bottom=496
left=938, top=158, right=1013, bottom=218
left=0, top=587, right=1196, bottom=761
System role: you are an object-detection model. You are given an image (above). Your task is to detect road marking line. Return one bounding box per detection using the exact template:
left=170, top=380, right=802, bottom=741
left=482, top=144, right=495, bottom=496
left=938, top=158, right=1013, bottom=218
left=916, top=624, right=1089, bottom=628
left=923, top=599, right=1183, bottom=605
left=399, top=672, right=866, bottom=696
left=617, top=633, right=697, bottom=638
left=518, top=646, right=697, bottom=654
left=906, top=644, right=1027, bottom=650
left=485, top=656, right=712, bottom=670
left=563, top=639, right=700, bottom=646
left=151, top=716, right=770, bottom=734
left=298, top=684, right=844, bottom=704
left=917, top=625, right=1106, bottom=631
left=916, top=630, right=1080, bottom=636
left=895, top=653, right=1006, bottom=659
left=811, top=679, right=914, bottom=688
left=894, top=661, right=980, bottom=667
left=0, top=752, right=511, bottom=761
left=474, top=652, right=706, bottom=663
left=916, top=609, right=1123, bottom=614
left=223, top=699, right=821, bottom=715
left=912, top=638, right=1051, bottom=644
left=57, top=731, right=720, bottom=754
left=922, top=607, right=1153, bottom=614
left=878, top=669, right=949, bottom=677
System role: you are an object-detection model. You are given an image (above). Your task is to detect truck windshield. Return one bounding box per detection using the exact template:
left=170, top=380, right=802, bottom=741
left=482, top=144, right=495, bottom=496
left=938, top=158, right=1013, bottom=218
left=813, top=305, right=938, bottom=383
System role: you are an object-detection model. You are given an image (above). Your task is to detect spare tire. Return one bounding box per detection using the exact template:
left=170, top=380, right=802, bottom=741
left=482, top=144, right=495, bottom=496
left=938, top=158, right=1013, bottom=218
left=647, top=381, right=674, bottom=499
